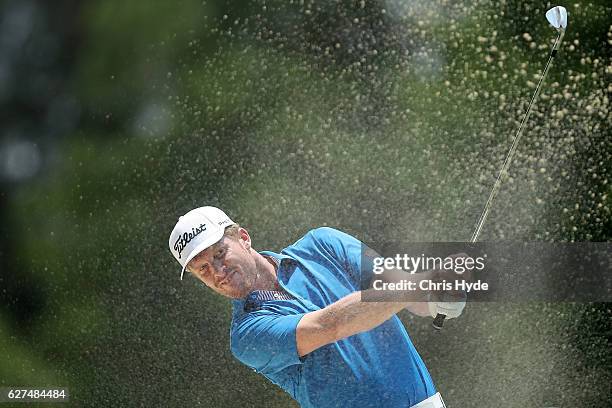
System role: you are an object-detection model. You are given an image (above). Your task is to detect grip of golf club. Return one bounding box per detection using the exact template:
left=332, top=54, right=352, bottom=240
left=432, top=313, right=446, bottom=330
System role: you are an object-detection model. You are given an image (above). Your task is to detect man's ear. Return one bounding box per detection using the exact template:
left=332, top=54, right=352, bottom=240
left=239, top=227, right=252, bottom=250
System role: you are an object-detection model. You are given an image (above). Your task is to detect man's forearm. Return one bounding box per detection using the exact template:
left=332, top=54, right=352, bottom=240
left=324, top=270, right=434, bottom=339
left=368, top=268, right=435, bottom=318
left=320, top=291, right=414, bottom=341
left=296, top=271, right=433, bottom=356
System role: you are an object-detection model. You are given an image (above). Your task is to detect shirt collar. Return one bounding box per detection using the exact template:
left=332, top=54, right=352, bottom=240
left=231, top=251, right=295, bottom=309
left=258, top=250, right=294, bottom=263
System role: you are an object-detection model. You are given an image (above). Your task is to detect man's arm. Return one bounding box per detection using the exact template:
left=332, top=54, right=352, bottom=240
left=296, top=268, right=433, bottom=357
left=296, top=291, right=416, bottom=357
left=296, top=262, right=468, bottom=357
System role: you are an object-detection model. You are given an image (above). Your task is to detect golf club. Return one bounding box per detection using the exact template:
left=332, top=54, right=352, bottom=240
left=432, top=5, right=569, bottom=330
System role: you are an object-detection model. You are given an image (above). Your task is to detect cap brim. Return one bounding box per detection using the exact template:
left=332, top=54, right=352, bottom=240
left=179, top=227, right=225, bottom=280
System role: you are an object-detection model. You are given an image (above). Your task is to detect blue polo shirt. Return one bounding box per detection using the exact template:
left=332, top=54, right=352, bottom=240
left=230, top=227, right=435, bottom=407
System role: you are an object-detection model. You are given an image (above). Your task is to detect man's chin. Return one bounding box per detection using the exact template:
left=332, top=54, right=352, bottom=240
left=225, top=290, right=243, bottom=299
left=221, top=286, right=250, bottom=300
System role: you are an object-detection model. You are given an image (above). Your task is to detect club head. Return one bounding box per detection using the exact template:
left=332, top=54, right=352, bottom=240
left=546, top=6, right=568, bottom=31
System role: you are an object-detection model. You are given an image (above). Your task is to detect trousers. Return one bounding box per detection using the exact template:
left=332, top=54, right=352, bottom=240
left=410, top=392, right=446, bottom=408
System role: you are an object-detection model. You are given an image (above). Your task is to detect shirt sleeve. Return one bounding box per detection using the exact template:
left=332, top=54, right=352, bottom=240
left=230, top=310, right=305, bottom=375
left=307, top=227, right=378, bottom=286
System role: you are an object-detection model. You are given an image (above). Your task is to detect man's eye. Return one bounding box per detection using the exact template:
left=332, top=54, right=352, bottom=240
left=214, top=249, right=225, bottom=259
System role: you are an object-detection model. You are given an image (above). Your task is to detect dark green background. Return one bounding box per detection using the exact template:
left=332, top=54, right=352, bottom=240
left=0, top=1, right=610, bottom=406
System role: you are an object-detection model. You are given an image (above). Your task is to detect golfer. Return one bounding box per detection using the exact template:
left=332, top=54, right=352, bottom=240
left=169, top=206, right=465, bottom=408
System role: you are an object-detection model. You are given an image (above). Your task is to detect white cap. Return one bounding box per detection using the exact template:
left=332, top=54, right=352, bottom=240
left=169, top=206, right=235, bottom=280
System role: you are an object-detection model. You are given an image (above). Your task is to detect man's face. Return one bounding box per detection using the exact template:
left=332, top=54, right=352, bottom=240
left=186, top=228, right=258, bottom=299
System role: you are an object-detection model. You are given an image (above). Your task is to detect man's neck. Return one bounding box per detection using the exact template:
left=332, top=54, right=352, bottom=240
left=253, top=253, right=279, bottom=291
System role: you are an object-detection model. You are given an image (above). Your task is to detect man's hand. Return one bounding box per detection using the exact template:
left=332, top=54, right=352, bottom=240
left=426, top=252, right=472, bottom=319
left=427, top=291, right=466, bottom=319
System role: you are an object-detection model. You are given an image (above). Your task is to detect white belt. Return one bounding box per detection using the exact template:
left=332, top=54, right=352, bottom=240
left=410, top=392, right=446, bottom=408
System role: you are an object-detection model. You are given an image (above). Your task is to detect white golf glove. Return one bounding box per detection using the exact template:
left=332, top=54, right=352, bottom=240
left=428, top=293, right=466, bottom=319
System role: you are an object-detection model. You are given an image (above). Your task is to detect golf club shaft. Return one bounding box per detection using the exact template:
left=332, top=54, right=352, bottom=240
left=433, top=31, right=564, bottom=330
left=470, top=31, right=564, bottom=243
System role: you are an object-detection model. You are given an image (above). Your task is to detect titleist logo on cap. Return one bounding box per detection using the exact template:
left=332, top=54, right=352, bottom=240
left=174, top=223, right=207, bottom=258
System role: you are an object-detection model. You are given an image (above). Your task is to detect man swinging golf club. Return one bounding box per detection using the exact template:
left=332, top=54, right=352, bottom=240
left=169, top=6, right=568, bottom=406
left=169, top=206, right=465, bottom=408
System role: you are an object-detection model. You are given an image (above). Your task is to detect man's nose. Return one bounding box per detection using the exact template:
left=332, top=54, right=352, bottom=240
left=212, top=262, right=229, bottom=280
